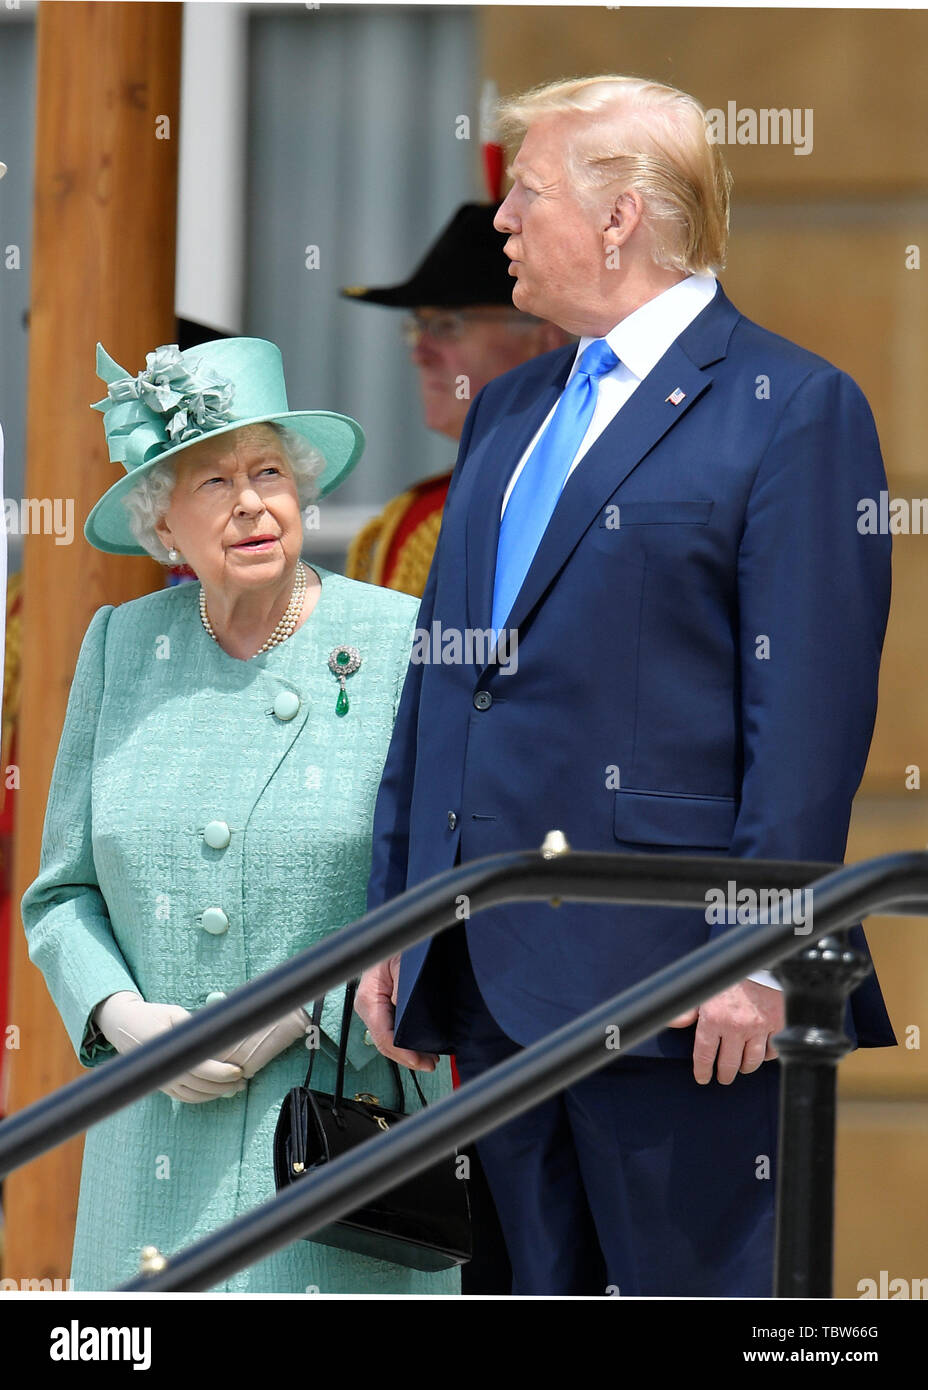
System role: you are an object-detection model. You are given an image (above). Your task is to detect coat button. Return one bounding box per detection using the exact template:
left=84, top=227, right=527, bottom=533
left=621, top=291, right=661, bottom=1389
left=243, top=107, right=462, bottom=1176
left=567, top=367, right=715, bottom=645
left=473, top=691, right=492, bottom=710
left=203, top=820, right=231, bottom=849
left=204, top=990, right=227, bottom=1005
left=272, top=689, right=301, bottom=721
left=447, top=811, right=458, bottom=830
left=201, top=907, right=229, bottom=935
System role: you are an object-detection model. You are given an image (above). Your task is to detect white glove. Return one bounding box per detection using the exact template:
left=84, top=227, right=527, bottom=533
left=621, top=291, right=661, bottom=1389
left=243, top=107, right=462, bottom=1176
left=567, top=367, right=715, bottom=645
left=93, top=991, right=247, bottom=1103
left=217, top=1007, right=311, bottom=1079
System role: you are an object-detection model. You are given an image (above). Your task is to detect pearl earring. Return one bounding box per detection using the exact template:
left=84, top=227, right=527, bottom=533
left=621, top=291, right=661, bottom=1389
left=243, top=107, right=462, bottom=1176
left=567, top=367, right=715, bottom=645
left=168, top=548, right=179, bottom=563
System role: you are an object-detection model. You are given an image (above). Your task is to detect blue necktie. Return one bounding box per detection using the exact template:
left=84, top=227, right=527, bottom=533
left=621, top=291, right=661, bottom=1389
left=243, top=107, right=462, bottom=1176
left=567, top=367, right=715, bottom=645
left=491, top=337, right=619, bottom=636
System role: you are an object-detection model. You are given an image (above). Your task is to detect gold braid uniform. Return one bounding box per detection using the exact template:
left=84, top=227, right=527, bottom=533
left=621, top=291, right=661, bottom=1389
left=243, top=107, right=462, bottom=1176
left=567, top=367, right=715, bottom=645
left=345, top=471, right=452, bottom=599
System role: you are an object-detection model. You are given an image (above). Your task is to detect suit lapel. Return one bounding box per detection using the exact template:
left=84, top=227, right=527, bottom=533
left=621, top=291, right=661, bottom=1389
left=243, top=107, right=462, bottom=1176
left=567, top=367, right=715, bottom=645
left=502, top=342, right=710, bottom=635
left=470, top=284, right=742, bottom=660
left=464, top=347, right=574, bottom=633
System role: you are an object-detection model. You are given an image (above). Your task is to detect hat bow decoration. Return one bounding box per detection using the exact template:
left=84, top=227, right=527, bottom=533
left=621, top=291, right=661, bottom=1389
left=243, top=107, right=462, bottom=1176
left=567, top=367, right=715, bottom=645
left=91, top=343, right=236, bottom=472
left=84, top=335, right=366, bottom=554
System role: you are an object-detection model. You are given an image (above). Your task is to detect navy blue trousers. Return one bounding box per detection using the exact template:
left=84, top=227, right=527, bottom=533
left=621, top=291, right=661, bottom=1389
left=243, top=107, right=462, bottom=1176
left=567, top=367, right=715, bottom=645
left=431, top=922, right=780, bottom=1297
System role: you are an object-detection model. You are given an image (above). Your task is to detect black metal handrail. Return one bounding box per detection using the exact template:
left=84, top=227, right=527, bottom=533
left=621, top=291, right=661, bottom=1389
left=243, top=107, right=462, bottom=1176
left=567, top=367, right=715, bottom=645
left=1, top=848, right=920, bottom=1176
left=3, top=845, right=927, bottom=1296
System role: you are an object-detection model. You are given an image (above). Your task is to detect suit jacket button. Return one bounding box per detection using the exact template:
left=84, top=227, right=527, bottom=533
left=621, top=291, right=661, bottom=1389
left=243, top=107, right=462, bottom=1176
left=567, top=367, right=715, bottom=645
left=447, top=811, right=458, bottom=830
left=272, top=690, right=301, bottom=721
left=473, top=691, right=492, bottom=710
left=203, top=820, right=231, bottom=849
left=201, top=907, right=229, bottom=935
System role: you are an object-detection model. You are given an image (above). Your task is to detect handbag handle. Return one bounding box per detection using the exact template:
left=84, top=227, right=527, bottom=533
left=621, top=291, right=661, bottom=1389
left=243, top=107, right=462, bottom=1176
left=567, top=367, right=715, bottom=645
left=302, top=979, right=429, bottom=1113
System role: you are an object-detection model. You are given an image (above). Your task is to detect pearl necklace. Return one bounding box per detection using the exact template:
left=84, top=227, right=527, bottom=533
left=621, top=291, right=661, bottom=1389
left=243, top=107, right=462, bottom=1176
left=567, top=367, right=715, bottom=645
left=199, top=561, right=307, bottom=658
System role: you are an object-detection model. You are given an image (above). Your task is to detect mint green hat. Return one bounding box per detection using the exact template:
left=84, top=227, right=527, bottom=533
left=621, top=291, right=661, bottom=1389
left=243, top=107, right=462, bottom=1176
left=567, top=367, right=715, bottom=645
left=85, top=337, right=365, bottom=555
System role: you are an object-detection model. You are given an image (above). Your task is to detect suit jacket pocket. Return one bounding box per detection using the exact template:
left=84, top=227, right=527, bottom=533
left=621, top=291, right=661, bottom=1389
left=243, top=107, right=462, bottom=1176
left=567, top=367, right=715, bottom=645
left=599, top=500, right=713, bottom=527
left=613, top=787, right=737, bottom=848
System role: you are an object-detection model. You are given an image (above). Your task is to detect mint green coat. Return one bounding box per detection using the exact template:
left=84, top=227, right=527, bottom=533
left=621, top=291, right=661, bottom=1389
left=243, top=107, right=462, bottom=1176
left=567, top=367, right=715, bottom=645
left=20, top=566, right=459, bottom=1294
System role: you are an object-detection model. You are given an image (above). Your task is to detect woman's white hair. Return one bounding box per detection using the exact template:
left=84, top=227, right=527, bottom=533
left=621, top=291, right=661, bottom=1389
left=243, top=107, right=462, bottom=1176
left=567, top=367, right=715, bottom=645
left=122, top=423, right=326, bottom=564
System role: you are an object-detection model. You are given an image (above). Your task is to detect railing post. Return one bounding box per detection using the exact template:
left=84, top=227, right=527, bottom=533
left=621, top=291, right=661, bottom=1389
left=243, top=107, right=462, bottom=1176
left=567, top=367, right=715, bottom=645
left=773, top=930, right=873, bottom=1297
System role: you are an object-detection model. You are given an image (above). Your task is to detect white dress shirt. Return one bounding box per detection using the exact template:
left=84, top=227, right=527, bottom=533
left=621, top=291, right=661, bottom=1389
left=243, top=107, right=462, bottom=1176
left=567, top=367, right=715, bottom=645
left=498, top=271, right=782, bottom=993
left=501, top=270, right=718, bottom=515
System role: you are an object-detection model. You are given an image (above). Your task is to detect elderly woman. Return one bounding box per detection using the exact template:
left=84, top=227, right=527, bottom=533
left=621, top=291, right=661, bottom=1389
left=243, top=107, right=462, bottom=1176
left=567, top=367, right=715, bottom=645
left=20, top=337, right=457, bottom=1294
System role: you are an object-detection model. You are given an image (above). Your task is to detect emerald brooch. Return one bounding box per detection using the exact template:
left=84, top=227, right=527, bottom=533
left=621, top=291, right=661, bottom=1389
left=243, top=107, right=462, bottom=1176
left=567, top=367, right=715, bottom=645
left=327, top=645, right=362, bottom=716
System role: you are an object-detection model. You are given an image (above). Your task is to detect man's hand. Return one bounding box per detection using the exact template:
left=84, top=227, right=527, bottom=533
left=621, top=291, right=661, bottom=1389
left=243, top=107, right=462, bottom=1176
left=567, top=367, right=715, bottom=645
left=355, top=955, right=440, bottom=1072
left=667, top=979, right=783, bottom=1085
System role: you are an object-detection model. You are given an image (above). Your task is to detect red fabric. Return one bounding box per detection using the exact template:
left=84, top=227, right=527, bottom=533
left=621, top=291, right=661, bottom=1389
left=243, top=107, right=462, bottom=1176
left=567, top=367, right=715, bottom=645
left=0, top=756, right=13, bottom=1113
left=482, top=143, right=505, bottom=202
left=0, top=893, right=9, bottom=1110
left=381, top=476, right=451, bottom=588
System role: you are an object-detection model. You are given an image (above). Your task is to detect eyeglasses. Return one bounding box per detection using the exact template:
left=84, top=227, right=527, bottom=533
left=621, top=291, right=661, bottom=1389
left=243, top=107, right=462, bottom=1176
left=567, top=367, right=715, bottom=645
left=401, top=309, right=539, bottom=347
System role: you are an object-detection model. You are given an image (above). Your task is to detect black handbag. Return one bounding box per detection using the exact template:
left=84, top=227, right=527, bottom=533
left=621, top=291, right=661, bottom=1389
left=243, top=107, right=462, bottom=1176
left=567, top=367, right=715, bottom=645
left=273, top=979, right=472, bottom=1271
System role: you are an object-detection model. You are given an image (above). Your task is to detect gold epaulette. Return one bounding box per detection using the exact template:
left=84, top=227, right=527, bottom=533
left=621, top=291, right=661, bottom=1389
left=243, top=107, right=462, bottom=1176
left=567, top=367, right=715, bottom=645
left=345, top=487, right=422, bottom=586
left=1, top=571, right=22, bottom=817
left=387, top=511, right=443, bottom=598
left=344, top=512, right=385, bottom=584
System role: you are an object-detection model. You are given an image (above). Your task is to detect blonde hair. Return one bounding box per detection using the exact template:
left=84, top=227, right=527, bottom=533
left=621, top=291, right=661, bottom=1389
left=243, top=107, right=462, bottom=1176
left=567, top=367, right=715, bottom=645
left=498, top=75, right=732, bottom=274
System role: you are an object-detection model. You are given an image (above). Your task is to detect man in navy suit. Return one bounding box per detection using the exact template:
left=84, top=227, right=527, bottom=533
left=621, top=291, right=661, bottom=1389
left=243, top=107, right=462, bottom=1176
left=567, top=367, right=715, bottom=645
left=357, top=75, right=895, bottom=1296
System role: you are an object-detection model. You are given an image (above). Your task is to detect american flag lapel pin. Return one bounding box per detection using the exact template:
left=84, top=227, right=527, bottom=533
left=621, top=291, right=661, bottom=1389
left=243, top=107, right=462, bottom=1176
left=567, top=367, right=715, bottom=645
left=666, top=387, right=686, bottom=405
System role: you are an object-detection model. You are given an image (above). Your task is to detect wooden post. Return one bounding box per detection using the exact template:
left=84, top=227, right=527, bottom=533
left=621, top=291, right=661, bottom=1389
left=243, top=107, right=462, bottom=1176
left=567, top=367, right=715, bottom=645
left=3, top=1, right=180, bottom=1284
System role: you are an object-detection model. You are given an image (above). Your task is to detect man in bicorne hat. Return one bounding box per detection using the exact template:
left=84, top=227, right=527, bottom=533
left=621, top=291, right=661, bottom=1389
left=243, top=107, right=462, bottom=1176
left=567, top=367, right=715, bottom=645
left=341, top=203, right=568, bottom=598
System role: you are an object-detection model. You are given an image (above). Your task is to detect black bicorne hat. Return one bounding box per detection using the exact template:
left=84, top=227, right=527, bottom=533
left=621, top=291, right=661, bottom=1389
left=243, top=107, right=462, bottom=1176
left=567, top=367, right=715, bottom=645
left=339, top=202, right=514, bottom=309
